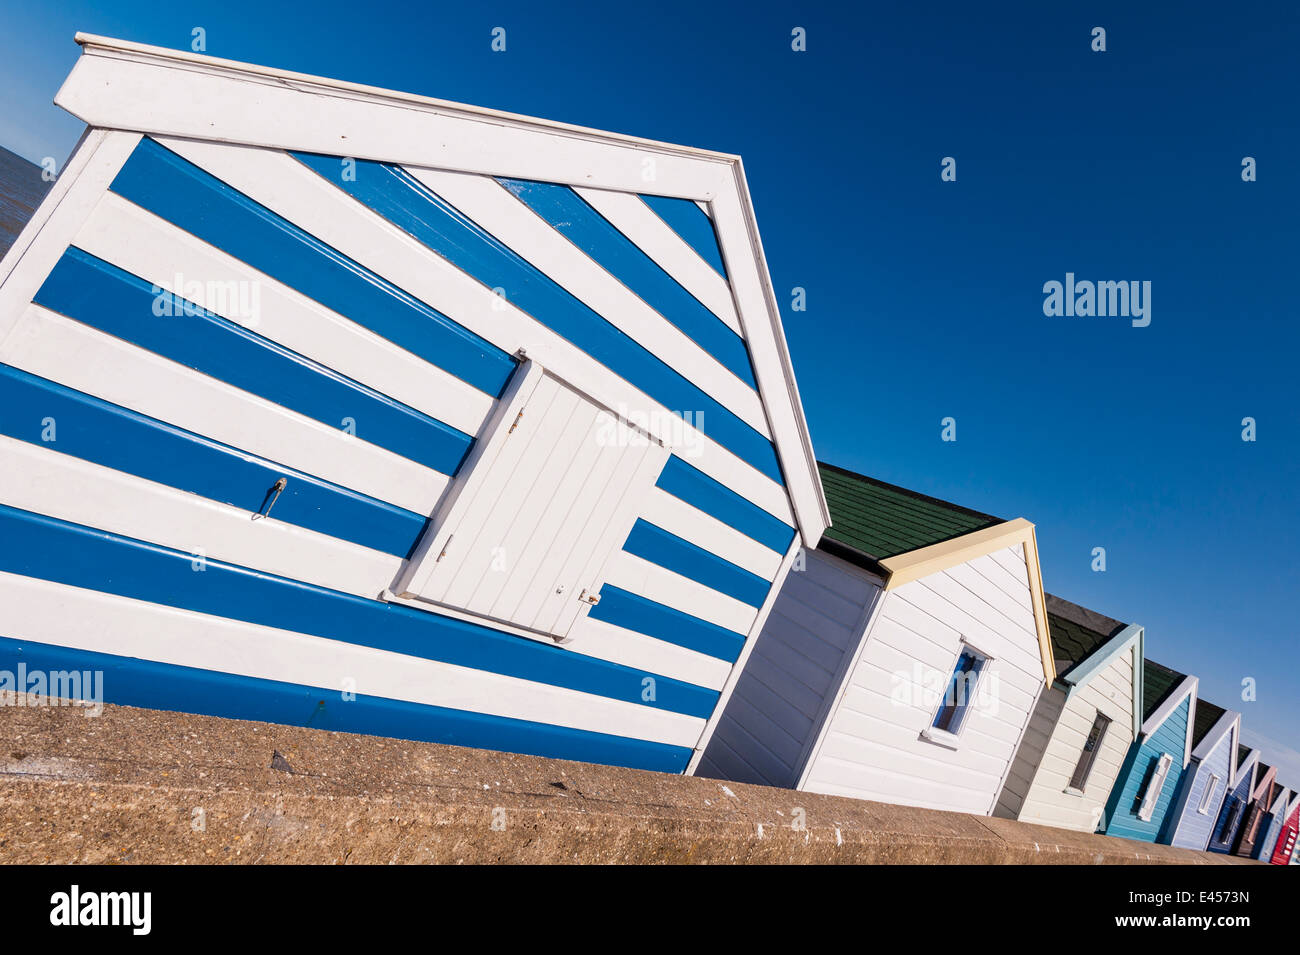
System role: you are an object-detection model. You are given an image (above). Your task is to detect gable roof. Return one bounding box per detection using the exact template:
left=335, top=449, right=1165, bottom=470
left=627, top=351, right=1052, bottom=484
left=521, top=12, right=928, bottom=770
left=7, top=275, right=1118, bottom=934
left=46, top=33, right=832, bottom=545
left=818, top=463, right=1002, bottom=564
left=1139, top=660, right=1198, bottom=766
left=0, top=147, right=52, bottom=259
left=1188, top=699, right=1239, bottom=775
left=1252, top=762, right=1278, bottom=801
left=1192, top=699, right=1227, bottom=747
left=1041, top=593, right=1144, bottom=733
left=1044, top=593, right=1126, bottom=676
left=1234, top=745, right=1260, bottom=789
left=814, top=461, right=1054, bottom=682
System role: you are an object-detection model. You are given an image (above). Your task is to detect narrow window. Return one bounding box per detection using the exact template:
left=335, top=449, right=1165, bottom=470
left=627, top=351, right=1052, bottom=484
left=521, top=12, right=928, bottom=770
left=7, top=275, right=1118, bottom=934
left=1218, top=800, right=1240, bottom=841
left=1245, top=805, right=1263, bottom=841
left=1068, top=712, right=1112, bottom=792
left=1198, top=774, right=1222, bottom=814
left=1137, top=752, right=1174, bottom=821
left=930, top=646, right=988, bottom=737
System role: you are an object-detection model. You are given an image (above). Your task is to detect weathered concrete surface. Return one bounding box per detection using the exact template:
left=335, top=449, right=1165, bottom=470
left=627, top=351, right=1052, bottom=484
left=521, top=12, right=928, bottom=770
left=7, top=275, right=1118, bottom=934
left=0, top=695, right=1255, bottom=864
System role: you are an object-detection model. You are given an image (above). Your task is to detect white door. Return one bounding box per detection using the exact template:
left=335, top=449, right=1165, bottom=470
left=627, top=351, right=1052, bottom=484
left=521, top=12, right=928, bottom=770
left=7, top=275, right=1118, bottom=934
left=397, top=360, right=669, bottom=641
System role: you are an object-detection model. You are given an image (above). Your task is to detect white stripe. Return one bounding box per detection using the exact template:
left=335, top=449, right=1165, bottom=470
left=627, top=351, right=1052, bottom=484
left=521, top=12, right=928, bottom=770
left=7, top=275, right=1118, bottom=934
left=75, top=192, right=495, bottom=437
left=0, top=435, right=726, bottom=689
left=575, top=186, right=741, bottom=334
left=155, top=136, right=796, bottom=528
left=406, top=168, right=766, bottom=432
left=568, top=616, right=731, bottom=691
left=0, top=571, right=703, bottom=747
left=58, top=49, right=731, bottom=199
left=0, top=435, right=402, bottom=597
left=1, top=304, right=447, bottom=515
left=602, top=550, right=757, bottom=636
left=0, top=131, right=141, bottom=345
left=711, top=179, right=829, bottom=544
left=640, top=486, right=782, bottom=581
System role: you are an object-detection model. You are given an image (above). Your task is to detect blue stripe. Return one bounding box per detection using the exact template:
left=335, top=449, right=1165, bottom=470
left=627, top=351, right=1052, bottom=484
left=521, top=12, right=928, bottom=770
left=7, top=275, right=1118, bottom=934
left=0, top=363, right=425, bottom=557
left=108, top=137, right=516, bottom=397
left=623, top=519, right=771, bottom=609
left=656, top=456, right=795, bottom=554
left=291, top=152, right=786, bottom=485
left=589, top=586, right=746, bottom=662
left=0, top=504, right=717, bottom=720
left=34, top=248, right=473, bottom=477
left=640, top=194, right=728, bottom=277
left=0, top=636, right=691, bottom=773
left=497, top=178, right=756, bottom=387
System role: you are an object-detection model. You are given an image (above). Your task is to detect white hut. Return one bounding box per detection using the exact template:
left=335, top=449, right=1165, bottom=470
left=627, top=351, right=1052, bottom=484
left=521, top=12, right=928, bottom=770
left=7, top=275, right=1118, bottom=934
left=696, top=463, right=1055, bottom=814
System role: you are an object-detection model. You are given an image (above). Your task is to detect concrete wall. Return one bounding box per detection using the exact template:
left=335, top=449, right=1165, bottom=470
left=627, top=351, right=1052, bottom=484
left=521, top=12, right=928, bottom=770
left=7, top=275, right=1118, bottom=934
left=0, top=694, right=1252, bottom=865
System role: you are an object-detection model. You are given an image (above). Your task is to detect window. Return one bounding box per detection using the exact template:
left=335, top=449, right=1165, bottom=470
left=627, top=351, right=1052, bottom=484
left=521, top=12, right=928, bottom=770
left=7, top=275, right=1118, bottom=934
left=1218, top=800, right=1240, bottom=841
left=1137, top=752, right=1174, bottom=821
left=396, top=360, right=669, bottom=641
left=1199, top=774, right=1222, bottom=814
left=1245, top=806, right=1263, bottom=842
left=924, top=645, right=988, bottom=743
left=1067, top=712, right=1112, bottom=793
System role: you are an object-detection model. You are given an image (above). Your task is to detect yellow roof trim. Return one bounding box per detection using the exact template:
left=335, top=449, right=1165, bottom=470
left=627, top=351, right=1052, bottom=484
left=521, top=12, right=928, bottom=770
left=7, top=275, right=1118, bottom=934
left=879, top=518, right=1056, bottom=684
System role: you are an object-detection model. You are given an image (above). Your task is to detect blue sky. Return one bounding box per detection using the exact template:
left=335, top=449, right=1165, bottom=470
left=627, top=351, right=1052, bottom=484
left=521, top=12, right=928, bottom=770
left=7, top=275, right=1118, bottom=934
left=1, top=1, right=1296, bottom=777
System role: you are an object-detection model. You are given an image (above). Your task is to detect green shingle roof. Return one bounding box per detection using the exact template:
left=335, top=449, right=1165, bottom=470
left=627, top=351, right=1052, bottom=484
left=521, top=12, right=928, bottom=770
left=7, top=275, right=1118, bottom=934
left=1143, top=659, right=1188, bottom=721
left=1192, top=698, right=1228, bottom=748
left=818, top=462, right=1003, bottom=563
left=1043, top=593, right=1128, bottom=679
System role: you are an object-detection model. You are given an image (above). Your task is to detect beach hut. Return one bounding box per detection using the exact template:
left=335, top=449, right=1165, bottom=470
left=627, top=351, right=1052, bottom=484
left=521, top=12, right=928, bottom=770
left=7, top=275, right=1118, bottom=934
left=993, top=595, right=1143, bottom=832
left=1232, top=762, right=1278, bottom=858
left=1161, top=697, right=1240, bottom=849
left=1268, top=790, right=1300, bottom=864
left=1255, top=786, right=1297, bottom=862
left=0, top=35, right=831, bottom=774
left=696, top=463, right=1055, bottom=814
left=1206, top=744, right=1259, bottom=854
left=1100, top=660, right=1198, bottom=842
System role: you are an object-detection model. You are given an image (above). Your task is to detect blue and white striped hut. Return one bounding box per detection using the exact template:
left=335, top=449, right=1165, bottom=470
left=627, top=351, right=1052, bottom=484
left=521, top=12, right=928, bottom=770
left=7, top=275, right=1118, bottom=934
left=0, top=35, right=829, bottom=774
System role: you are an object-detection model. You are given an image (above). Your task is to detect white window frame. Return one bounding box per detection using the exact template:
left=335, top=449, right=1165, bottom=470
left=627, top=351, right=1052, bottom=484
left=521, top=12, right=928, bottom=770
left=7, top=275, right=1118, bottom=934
left=1199, top=773, right=1222, bottom=814
left=1137, top=752, right=1174, bottom=821
left=920, top=640, right=991, bottom=749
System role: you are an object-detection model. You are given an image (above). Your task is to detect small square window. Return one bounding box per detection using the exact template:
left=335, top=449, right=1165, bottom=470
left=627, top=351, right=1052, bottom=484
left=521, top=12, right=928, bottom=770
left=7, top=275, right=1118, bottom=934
left=923, top=645, right=988, bottom=743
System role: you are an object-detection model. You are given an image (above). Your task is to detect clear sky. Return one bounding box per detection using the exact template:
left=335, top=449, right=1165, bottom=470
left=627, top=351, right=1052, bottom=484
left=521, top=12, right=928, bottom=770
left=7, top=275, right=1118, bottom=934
left=1, top=1, right=1296, bottom=778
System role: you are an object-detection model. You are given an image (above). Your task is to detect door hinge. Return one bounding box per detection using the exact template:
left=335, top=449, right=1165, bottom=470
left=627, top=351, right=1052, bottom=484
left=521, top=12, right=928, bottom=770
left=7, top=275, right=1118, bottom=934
left=508, top=410, right=524, bottom=434
left=578, top=589, right=600, bottom=606
left=436, top=535, right=454, bottom=562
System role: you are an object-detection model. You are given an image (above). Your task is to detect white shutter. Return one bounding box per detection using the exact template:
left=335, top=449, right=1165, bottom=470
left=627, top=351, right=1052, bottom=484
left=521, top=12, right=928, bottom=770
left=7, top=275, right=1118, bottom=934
left=397, top=360, right=669, bottom=641
left=1137, top=752, right=1174, bottom=821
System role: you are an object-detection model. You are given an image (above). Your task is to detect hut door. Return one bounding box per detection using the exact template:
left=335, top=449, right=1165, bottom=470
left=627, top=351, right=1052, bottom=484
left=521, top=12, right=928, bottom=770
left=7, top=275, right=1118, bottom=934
left=396, top=359, right=669, bottom=641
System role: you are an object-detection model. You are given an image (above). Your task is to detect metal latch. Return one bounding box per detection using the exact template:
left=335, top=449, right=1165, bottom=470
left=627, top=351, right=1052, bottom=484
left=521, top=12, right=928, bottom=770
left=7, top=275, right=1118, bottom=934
left=578, top=589, right=600, bottom=606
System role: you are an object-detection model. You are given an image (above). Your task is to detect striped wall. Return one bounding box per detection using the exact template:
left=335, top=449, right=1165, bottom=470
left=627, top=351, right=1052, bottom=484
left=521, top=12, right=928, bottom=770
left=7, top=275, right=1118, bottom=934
left=1102, top=697, right=1190, bottom=842
left=0, top=132, right=800, bottom=772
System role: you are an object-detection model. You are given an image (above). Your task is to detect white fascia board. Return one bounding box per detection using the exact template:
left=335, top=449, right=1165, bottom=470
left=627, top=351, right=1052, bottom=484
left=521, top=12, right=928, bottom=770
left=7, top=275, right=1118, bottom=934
left=52, top=33, right=830, bottom=547
left=1233, top=748, right=1259, bottom=790
left=1140, top=674, right=1198, bottom=769
left=1191, top=709, right=1241, bottom=765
